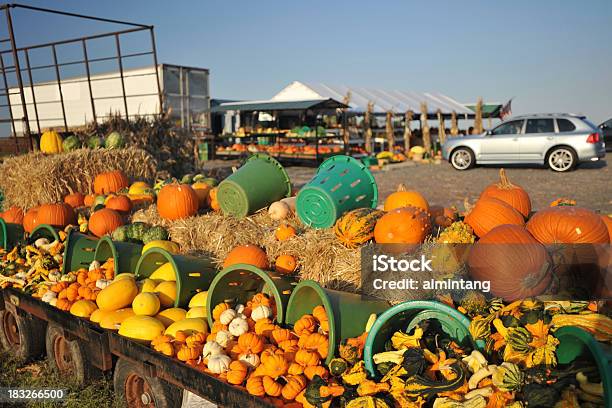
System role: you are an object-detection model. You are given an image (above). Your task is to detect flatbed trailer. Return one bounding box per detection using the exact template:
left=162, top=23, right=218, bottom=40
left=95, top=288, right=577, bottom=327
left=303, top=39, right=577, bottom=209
left=0, top=287, right=273, bottom=408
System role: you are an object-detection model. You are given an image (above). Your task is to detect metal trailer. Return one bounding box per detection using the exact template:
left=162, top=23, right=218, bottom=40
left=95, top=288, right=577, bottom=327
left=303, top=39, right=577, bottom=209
left=0, top=287, right=272, bottom=408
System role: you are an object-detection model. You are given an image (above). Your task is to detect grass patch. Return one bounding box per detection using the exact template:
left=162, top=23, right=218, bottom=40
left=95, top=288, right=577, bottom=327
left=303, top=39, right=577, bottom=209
left=0, top=351, right=124, bottom=408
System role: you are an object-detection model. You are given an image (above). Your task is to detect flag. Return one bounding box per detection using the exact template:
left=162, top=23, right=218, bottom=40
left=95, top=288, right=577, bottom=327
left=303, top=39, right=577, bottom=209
left=499, top=98, right=513, bottom=120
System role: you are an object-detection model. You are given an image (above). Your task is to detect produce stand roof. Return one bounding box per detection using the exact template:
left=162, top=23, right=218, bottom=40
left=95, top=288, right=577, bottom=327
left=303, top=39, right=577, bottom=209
left=465, top=103, right=503, bottom=118
left=271, top=81, right=474, bottom=116
left=211, top=98, right=347, bottom=112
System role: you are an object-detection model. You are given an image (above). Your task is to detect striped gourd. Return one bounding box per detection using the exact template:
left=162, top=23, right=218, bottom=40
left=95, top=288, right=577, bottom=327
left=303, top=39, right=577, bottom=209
left=551, top=313, right=612, bottom=342
left=334, top=208, right=384, bottom=249
left=506, top=327, right=533, bottom=353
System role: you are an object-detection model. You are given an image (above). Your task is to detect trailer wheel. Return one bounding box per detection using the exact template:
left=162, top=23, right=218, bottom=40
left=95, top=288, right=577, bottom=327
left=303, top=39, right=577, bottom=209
left=45, top=323, right=101, bottom=384
left=114, top=358, right=182, bottom=408
left=0, top=309, right=45, bottom=362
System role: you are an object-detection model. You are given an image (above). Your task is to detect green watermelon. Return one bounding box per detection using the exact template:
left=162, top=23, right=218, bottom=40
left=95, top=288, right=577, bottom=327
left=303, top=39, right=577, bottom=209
left=111, top=225, right=129, bottom=242
left=87, top=135, right=104, bottom=149
left=202, top=177, right=218, bottom=187
left=62, top=135, right=81, bottom=151
left=181, top=174, right=194, bottom=184
left=105, top=131, right=125, bottom=149
left=192, top=174, right=206, bottom=183
left=142, top=226, right=169, bottom=244
left=127, top=222, right=149, bottom=242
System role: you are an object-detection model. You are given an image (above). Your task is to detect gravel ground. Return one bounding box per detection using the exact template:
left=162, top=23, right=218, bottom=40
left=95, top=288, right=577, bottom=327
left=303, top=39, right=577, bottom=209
left=286, top=153, right=612, bottom=213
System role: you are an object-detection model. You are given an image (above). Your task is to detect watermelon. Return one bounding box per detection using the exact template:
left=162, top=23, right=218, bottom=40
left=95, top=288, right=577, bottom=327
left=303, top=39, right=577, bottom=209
left=142, top=226, right=169, bottom=244
left=87, top=135, right=104, bottom=149
left=202, top=177, right=218, bottom=187
left=127, top=222, right=149, bottom=242
left=181, top=174, right=194, bottom=184
left=112, top=225, right=129, bottom=242
left=62, top=135, right=81, bottom=151
left=105, top=131, right=125, bottom=149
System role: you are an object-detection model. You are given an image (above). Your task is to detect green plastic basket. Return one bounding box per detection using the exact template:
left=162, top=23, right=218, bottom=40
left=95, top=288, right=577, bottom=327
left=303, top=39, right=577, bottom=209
left=217, top=154, right=291, bottom=218
left=94, top=237, right=143, bottom=275
left=135, top=248, right=218, bottom=308
left=296, top=155, right=378, bottom=228
left=285, top=280, right=389, bottom=364
left=0, top=218, right=24, bottom=250
left=27, top=224, right=60, bottom=244
left=363, top=300, right=483, bottom=377
left=206, top=263, right=297, bottom=327
left=61, top=228, right=98, bottom=274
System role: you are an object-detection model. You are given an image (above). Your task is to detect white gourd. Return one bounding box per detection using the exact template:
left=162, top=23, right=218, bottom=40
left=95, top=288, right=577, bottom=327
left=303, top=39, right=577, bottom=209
left=235, top=304, right=245, bottom=314
left=202, top=341, right=224, bottom=358
left=215, top=330, right=234, bottom=348
left=41, top=291, right=57, bottom=303
left=239, top=353, right=260, bottom=368
left=268, top=201, right=290, bottom=220
left=228, top=317, right=249, bottom=336
left=96, top=279, right=112, bottom=289
left=88, top=260, right=101, bottom=272
left=251, top=305, right=272, bottom=321
left=219, top=308, right=237, bottom=325
left=207, top=354, right=231, bottom=374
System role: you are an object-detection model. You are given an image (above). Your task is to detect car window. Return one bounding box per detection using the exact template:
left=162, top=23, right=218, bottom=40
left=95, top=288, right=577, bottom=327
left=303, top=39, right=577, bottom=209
left=603, top=119, right=612, bottom=128
left=556, top=119, right=576, bottom=132
left=525, top=118, right=554, bottom=134
left=492, top=120, right=523, bottom=135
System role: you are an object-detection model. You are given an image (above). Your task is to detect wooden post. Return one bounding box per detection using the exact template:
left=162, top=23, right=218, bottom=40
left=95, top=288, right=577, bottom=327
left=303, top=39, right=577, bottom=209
left=403, top=110, right=413, bottom=152
left=385, top=110, right=394, bottom=151
left=364, top=101, right=373, bottom=154
left=451, top=111, right=459, bottom=136
left=474, top=97, right=483, bottom=134
left=420, top=102, right=431, bottom=155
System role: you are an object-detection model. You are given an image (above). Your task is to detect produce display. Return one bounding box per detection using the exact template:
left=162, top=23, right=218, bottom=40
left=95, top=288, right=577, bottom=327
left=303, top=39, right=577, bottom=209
left=0, top=155, right=610, bottom=407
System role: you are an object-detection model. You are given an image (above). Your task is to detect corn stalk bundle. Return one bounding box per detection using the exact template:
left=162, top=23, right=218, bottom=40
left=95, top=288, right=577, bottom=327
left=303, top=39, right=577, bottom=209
left=385, top=110, right=395, bottom=151
left=364, top=101, right=374, bottom=154
left=437, top=110, right=447, bottom=146
left=450, top=111, right=459, bottom=136
left=341, top=91, right=352, bottom=146
left=420, top=102, right=431, bottom=154
left=474, top=97, right=484, bottom=134
left=403, top=110, right=413, bottom=152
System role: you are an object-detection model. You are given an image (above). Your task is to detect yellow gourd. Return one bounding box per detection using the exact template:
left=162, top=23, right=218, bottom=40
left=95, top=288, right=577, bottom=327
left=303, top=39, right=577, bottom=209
left=142, top=240, right=180, bottom=254
left=155, top=308, right=187, bottom=327
left=96, top=278, right=138, bottom=311
left=149, top=262, right=176, bottom=281
left=39, top=129, right=63, bottom=154
left=186, top=307, right=207, bottom=319
left=154, top=281, right=177, bottom=308
left=118, top=315, right=165, bottom=343
left=70, top=300, right=98, bottom=318
left=132, top=292, right=161, bottom=316
left=165, top=318, right=208, bottom=337
left=99, top=308, right=135, bottom=330
left=188, top=291, right=208, bottom=308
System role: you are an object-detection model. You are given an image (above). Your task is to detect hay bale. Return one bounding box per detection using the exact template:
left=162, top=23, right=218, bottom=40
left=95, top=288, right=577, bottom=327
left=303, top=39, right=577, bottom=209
left=132, top=206, right=362, bottom=293
left=0, top=148, right=156, bottom=209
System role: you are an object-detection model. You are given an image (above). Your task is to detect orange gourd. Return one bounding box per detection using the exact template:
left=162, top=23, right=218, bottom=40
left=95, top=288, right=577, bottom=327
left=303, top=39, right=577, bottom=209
left=93, top=170, right=129, bottom=195
left=246, top=376, right=265, bottom=397
left=0, top=206, right=23, bottom=224
left=56, top=298, right=73, bottom=311
left=262, top=375, right=282, bottom=397
left=261, top=354, right=289, bottom=378
left=63, top=192, right=85, bottom=209
left=282, top=375, right=307, bottom=400
left=227, top=361, right=248, bottom=385
left=384, top=184, right=429, bottom=212
left=88, top=208, right=124, bottom=237
left=294, top=349, right=320, bottom=367
left=157, top=184, right=199, bottom=220
left=84, top=194, right=96, bottom=207
left=275, top=223, right=296, bottom=241
left=223, top=245, right=269, bottom=269
left=271, top=328, right=295, bottom=345
left=238, top=332, right=265, bottom=354
left=298, top=332, right=327, bottom=351
left=480, top=169, right=531, bottom=217
left=105, top=195, right=133, bottom=213
left=37, top=203, right=76, bottom=228
left=208, top=187, right=220, bottom=211
left=275, top=254, right=297, bottom=274
left=374, top=206, right=432, bottom=244
left=304, top=365, right=329, bottom=380
left=464, top=197, right=524, bottom=238
left=22, top=207, right=39, bottom=233
left=212, top=303, right=231, bottom=321
left=293, top=315, right=317, bottom=337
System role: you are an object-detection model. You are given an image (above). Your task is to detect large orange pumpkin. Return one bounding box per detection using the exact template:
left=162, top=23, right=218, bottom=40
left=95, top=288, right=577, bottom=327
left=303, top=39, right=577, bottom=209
left=383, top=184, right=429, bottom=212
left=602, top=215, right=612, bottom=241
left=88, top=208, right=124, bottom=237
left=23, top=207, right=39, bottom=233
left=479, top=169, right=531, bottom=218
left=64, top=192, right=85, bottom=208
left=223, top=245, right=269, bottom=269
left=526, top=207, right=609, bottom=244
left=464, top=197, right=524, bottom=237
left=156, top=184, right=199, bottom=220
left=105, top=195, right=133, bottom=213
left=374, top=206, right=431, bottom=244
left=468, top=225, right=552, bottom=301
left=0, top=206, right=24, bottom=224
left=93, top=170, right=129, bottom=195
left=37, top=203, right=76, bottom=228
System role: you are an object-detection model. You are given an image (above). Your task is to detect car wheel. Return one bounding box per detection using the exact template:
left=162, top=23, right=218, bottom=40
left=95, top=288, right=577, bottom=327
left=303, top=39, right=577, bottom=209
left=450, top=148, right=475, bottom=170
left=547, top=147, right=576, bottom=172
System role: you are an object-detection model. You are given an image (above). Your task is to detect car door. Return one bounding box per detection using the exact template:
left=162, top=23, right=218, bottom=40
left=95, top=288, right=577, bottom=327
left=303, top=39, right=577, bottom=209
left=479, top=119, right=523, bottom=162
left=601, top=119, right=612, bottom=148
left=519, top=118, right=556, bottom=162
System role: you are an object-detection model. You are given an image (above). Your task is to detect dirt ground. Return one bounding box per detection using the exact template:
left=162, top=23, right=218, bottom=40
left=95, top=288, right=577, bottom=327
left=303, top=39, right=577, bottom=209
left=286, top=153, right=612, bottom=213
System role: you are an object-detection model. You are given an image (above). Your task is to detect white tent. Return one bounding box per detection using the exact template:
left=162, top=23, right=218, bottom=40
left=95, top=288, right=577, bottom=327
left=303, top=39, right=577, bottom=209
left=271, top=81, right=473, bottom=117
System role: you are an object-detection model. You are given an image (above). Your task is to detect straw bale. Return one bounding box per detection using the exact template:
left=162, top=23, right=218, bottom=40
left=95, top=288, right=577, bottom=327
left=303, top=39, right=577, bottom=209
left=0, top=148, right=156, bottom=209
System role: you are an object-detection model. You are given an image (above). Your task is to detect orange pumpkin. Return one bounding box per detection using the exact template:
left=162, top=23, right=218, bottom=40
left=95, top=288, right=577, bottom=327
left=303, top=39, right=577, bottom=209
left=526, top=206, right=610, bottom=244
left=0, top=206, right=24, bottom=224
left=275, top=254, right=297, bottom=274
left=384, top=184, right=429, bottom=212
left=237, top=332, right=265, bottom=354
left=84, top=194, right=96, bottom=207
left=602, top=215, right=612, bottom=240
left=191, top=182, right=211, bottom=209
left=374, top=206, right=432, bottom=244
left=246, top=376, right=265, bottom=397
left=275, top=223, right=296, bottom=241
left=468, top=225, right=552, bottom=301
left=223, top=245, right=269, bottom=269
left=208, top=187, right=220, bottom=211
left=261, top=354, right=289, bottom=378
left=22, top=207, right=39, bottom=233
left=63, top=192, right=85, bottom=208
left=262, top=375, right=283, bottom=397
left=293, top=315, right=317, bottom=337
left=480, top=169, right=531, bottom=218
left=36, top=203, right=76, bottom=228
left=88, top=208, right=124, bottom=237
left=464, top=197, right=524, bottom=238
left=157, top=184, right=199, bottom=220
left=226, top=360, right=248, bottom=385
left=105, top=195, right=133, bottom=213
left=93, top=170, right=129, bottom=195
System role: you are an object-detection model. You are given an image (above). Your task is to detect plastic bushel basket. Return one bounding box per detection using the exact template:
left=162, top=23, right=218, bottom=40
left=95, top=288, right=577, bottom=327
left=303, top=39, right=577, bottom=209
left=206, top=263, right=297, bottom=327
left=27, top=224, right=60, bottom=244
left=285, top=280, right=389, bottom=364
left=94, top=237, right=143, bottom=275
left=135, top=248, right=218, bottom=308
left=296, top=155, right=378, bottom=229
left=61, top=228, right=98, bottom=274
left=363, top=300, right=483, bottom=377
left=217, top=154, right=291, bottom=218
left=555, top=326, right=611, bottom=407
left=0, top=218, right=24, bottom=250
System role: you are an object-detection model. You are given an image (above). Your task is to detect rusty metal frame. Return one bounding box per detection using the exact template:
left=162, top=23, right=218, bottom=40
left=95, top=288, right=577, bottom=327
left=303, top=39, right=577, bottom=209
left=0, top=3, right=163, bottom=154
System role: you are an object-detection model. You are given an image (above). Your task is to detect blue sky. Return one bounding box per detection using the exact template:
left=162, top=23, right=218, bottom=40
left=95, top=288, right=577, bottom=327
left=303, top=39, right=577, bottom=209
left=4, top=0, right=612, bottom=122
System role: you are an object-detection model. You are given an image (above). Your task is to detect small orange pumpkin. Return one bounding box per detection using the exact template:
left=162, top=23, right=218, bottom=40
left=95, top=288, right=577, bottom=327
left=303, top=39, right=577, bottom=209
left=384, top=184, right=429, bottom=212
left=262, top=375, right=283, bottom=397
left=63, top=192, right=85, bottom=208
left=237, top=332, right=265, bottom=354
left=0, top=206, right=24, bottom=224
left=275, top=254, right=297, bottom=274
left=157, top=184, right=199, bottom=220
left=93, top=170, right=129, bottom=195
left=88, top=208, right=124, bottom=237
left=22, top=207, right=39, bottom=233
left=84, top=194, right=96, bottom=207
left=227, top=360, right=248, bottom=385
left=246, top=376, right=265, bottom=397
left=293, top=315, right=317, bottom=337
left=374, top=206, right=432, bottom=244
left=223, top=245, right=269, bottom=269
left=105, top=195, right=133, bottom=213
left=275, top=223, right=296, bottom=241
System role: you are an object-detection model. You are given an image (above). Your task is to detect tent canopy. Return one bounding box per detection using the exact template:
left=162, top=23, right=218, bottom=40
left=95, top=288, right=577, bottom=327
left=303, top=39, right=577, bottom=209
left=211, top=98, right=347, bottom=113
left=271, top=81, right=474, bottom=117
